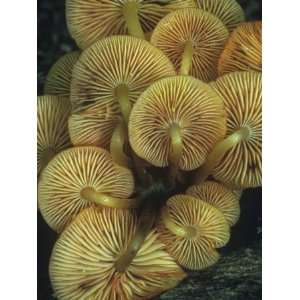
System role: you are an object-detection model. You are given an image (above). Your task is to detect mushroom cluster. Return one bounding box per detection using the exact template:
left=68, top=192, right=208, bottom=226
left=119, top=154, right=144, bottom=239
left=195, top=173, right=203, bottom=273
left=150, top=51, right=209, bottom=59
left=38, top=1, right=261, bottom=299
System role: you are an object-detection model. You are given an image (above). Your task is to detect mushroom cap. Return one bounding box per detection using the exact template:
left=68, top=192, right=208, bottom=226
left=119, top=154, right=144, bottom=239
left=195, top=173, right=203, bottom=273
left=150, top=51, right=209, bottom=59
left=195, top=0, right=245, bottom=32
left=150, top=8, right=229, bottom=82
left=37, top=95, right=71, bottom=176
left=187, top=181, right=240, bottom=226
left=69, top=35, right=176, bottom=148
left=218, top=21, right=262, bottom=75
left=129, top=76, right=227, bottom=171
left=157, top=194, right=230, bottom=270
left=38, top=146, right=134, bottom=232
left=66, top=0, right=196, bottom=49
left=210, top=71, right=262, bottom=188
left=44, top=51, right=81, bottom=97
left=50, top=207, right=187, bottom=300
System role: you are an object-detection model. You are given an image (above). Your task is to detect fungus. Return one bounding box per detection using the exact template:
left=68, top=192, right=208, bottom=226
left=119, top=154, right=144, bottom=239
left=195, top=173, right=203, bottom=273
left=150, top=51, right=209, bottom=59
left=195, top=0, right=245, bottom=32
left=218, top=21, right=262, bottom=75
left=50, top=207, right=187, bottom=299
left=69, top=35, right=175, bottom=167
left=128, top=76, right=226, bottom=184
left=157, top=194, right=230, bottom=270
left=194, top=71, right=262, bottom=189
left=37, top=95, right=71, bottom=176
left=66, top=0, right=196, bottom=49
left=187, top=181, right=240, bottom=226
left=151, top=8, right=229, bottom=81
left=44, top=51, right=81, bottom=97
left=38, top=146, right=136, bottom=232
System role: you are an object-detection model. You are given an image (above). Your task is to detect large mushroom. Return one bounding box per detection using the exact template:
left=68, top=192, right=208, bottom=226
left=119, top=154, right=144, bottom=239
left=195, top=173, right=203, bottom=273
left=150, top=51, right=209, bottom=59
left=194, top=0, right=245, bottom=32
left=38, top=146, right=136, bottom=232
left=50, top=207, right=187, bottom=299
left=37, top=95, right=71, bottom=176
left=151, top=8, right=229, bottom=81
left=157, top=194, right=230, bottom=270
left=66, top=0, right=196, bottom=49
left=44, top=51, right=81, bottom=97
left=194, top=71, right=262, bottom=189
left=187, top=181, right=240, bottom=226
left=218, top=21, right=262, bottom=75
left=129, top=76, right=226, bottom=184
left=68, top=35, right=176, bottom=168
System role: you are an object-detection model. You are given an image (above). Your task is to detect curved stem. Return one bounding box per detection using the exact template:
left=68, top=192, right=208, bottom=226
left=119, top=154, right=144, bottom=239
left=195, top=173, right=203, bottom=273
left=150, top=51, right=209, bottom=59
left=114, top=201, right=156, bottom=272
left=110, top=121, right=132, bottom=168
left=115, top=84, right=131, bottom=125
left=194, top=127, right=250, bottom=184
left=168, top=124, right=183, bottom=187
left=40, top=147, right=56, bottom=172
left=122, top=2, right=145, bottom=40
left=179, top=41, right=194, bottom=76
left=81, top=187, right=140, bottom=209
left=161, top=206, right=197, bottom=238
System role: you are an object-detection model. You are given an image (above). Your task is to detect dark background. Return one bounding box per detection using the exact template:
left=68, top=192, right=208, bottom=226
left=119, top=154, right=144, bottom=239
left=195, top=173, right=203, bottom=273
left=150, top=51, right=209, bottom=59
left=37, top=1, right=262, bottom=299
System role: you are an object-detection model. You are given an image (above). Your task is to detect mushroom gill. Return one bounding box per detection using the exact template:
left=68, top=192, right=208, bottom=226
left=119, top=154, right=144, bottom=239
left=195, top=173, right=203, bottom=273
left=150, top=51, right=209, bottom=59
left=44, top=51, right=81, bottom=97
left=50, top=207, right=187, bottom=300
left=37, top=95, right=71, bottom=176
left=151, top=8, right=229, bottom=81
left=129, top=76, right=227, bottom=171
left=38, top=146, right=135, bottom=232
left=218, top=21, right=262, bottom=75
left=66, top=0, right=196, bottom=49
left=157, top=194, right=230, bottom=270
left=187, top=181, right=240, bottom=226
left=195, top=0, right=245, bottom=32
left=194, top=71, right=262, bottom=189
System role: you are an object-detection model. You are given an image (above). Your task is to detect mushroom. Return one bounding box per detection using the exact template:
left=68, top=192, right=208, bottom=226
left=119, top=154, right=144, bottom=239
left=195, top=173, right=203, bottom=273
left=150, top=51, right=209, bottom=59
left=187, top=181, right=240, bottom=226
left=157, top=194, right=230, bottom=270
left=69, top=35, right=175, bottom=167
left=38, top=146, right=136, bottom=232
left=50, top=207, right=187, bottom=299
left=218, top=21, right=262, bottom=75
left=150, top=8, right=229, bottom=81
left=37, top=95, right=71, bottom=176
left=66, top=0, right=196, bottom=49
left=194, top=71, right=262, bottom=189
left=44, top=51, right=81, bottom=97
left=194, top=0, right=245, bottom=32
left=128, top=76, right=226, bottom=184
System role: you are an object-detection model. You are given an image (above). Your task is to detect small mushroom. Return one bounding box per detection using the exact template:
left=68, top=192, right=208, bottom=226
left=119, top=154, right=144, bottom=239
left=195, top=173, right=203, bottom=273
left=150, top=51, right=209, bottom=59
left=44, top=51, right=81, bottom=97
left=129, top=76, right=226, bottom=183
left=66, top=0, right=196, bottom=49
left=218, top=21, right=262, bottom=75
left=37, top=95, right=71, bottom=176
left=187, top=181, right=240, bottom=226
left=38, top=146, right=136, bottom=232
left=157, top=194, right=230, bottom=270
left=151, top=8, right=229, bottom=81
left=194, top=71, right=262, bottom=189
left=194, top=0, right=245, bottom=32
left=69, top=35, right=175, bottom=167
left=50, top=207, right=187, bottom=299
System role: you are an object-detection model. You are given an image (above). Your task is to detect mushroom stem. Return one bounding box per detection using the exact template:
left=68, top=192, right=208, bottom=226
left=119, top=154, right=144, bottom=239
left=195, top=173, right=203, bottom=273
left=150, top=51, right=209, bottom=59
left=40, top=147, right=56, bottom=172
left=194, top=127, right=251, bottom=184
left=114, top=205, right=155, bottom=272
left=110, top=121, right=132, bottom=168
left=179, top=40, right=194, bottom=76
left=122, top=2, right=145, bottom=40
left=81, top=187, right=140, bottom=209
left=115, top=84, right=131, bottom=124
left=161, top=206, right=197, bottom=238
left=168, top=124, right=183, bottom=187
